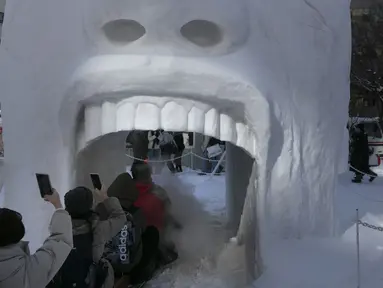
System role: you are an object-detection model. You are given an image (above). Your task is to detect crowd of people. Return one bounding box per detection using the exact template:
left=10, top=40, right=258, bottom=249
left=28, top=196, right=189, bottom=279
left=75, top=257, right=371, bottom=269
left=0, top=162, right=181, bottom=288
left=127, top=130, right=186, bottom=173
left=127, top=130, right=225, bottom=175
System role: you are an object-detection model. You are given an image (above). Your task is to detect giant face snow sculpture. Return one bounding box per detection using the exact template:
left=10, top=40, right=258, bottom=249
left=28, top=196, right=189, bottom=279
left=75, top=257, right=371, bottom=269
left=0, top=0, right=351, bottom=284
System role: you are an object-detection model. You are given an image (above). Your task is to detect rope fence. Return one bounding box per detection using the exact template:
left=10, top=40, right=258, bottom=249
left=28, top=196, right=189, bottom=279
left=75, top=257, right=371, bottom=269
left=125, top=150, right=226, bottom=163
left=355, top=209, right=383, bottom=288
left=125, top=151, right=194, bottom=163
left=349, top=164, right=380, bottom=178
left=125, top=149, right=227, bottom=176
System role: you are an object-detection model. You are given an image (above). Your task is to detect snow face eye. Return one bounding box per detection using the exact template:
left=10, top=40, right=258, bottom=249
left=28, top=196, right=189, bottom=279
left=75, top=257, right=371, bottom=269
left=180, top=20, right=222, bottom=48
left=102, top=19, right=146, bottom=45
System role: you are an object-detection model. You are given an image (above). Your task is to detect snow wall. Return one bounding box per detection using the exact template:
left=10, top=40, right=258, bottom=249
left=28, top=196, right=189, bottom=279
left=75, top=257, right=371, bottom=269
left=0, top=0, right=351, bottom=284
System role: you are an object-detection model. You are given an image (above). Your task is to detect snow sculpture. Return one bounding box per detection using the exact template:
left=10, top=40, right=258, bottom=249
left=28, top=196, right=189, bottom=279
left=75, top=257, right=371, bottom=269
left=0, top=0, right=351, bottom=284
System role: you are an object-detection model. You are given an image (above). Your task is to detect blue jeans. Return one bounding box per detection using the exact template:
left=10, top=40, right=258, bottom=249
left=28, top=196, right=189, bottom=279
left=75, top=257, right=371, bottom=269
left=148, top=149, right=160, bottom=159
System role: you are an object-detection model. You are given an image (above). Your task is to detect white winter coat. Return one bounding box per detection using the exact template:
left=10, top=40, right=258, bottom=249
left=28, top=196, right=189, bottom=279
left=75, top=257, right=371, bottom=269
left=0, top=209, right=73, bottom=288
left=148, top=131, right=159, bottom=149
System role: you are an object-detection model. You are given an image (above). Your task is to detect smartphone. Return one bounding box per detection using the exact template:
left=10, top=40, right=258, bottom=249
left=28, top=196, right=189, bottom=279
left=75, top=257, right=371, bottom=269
left=90, top=173, right=102, bottom=190
left=36, top=173, right=53, bottom=198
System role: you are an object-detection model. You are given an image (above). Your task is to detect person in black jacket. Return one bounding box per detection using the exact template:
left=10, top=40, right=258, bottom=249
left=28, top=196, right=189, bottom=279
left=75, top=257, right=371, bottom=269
left=350, top=124, right=377, bottom=183
left=126, top=131, right=149, bottom=165
left=173, top=132, right=185, bottom=172
left=96, top=173, right=160, bottom=285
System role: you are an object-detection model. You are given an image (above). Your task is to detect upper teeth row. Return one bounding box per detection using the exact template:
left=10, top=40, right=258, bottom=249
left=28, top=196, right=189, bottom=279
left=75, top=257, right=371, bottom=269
left=78, top=98, right=257, bottom=157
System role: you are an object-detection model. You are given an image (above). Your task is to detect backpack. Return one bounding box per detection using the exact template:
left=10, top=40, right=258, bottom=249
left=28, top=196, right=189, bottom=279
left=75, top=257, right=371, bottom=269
left=103, top=206, right=140, bottom=273
left=47, top=226, right=108, bottom=288
left=158, top=132, right=174, bottom=146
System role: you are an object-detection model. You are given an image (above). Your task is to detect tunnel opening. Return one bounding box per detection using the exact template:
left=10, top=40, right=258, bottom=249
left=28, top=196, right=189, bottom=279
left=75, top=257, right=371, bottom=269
left=74, top=126, right=255, bottom=286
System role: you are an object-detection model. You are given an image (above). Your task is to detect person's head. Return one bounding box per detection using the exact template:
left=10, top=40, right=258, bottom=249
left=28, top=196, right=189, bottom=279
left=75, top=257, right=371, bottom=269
left=64, top=186, right=94, bottom=219
left=107, top=173, right=138, bottom=209
left=0, top=208, right=25, bottom=247
left=356, top=123, right=365, bottom=132
left=131, top=163, right=152, bottom=183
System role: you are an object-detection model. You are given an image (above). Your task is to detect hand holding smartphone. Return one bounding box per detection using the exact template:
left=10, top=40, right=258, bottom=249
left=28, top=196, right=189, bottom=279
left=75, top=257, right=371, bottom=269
left=90, top=173, right=108, bottom=202
left=35, top=173, right=62, bottom=209
left=90, top=173, right=102, bottom=190
left=36, top=173, right=53, bottom=197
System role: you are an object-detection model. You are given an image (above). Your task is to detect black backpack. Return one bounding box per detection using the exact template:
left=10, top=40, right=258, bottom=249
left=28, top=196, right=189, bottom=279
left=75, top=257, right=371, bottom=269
left=47, top=227, right=108, bottom=288
left=62, top=232, right=93, bottom=288
left=103, top=206, right=140, bottom=273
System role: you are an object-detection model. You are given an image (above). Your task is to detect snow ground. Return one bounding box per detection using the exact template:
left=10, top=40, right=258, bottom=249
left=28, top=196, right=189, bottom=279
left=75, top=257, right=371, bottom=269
left=147, top=169, right=229, bottom=288
left=149, top=170, right=383, bottom=288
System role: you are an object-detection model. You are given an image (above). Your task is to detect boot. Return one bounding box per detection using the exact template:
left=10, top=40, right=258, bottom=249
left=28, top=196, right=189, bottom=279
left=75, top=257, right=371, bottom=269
left=369, top=176, right=376, bottom=183
left=166, top=161, right=176, bottom=173
left=352, top=176, right=362, bottom=183
left=176, top=165, right=183, bottom=172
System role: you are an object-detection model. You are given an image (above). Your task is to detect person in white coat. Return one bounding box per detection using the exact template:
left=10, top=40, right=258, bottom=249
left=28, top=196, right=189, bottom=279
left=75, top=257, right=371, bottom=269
left=0, top=189, right=73, bottom=288
left=147, top=131, right=160, bottom=173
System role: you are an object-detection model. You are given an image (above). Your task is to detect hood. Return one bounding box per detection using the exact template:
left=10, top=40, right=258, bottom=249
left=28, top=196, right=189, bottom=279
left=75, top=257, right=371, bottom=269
left=135, top=182, right=153, bottom=195
left=107, top=173, right=139, bottom=209
left=0, top=241, right=29, bottom=282
left=71, top=214, right=98, bottom=235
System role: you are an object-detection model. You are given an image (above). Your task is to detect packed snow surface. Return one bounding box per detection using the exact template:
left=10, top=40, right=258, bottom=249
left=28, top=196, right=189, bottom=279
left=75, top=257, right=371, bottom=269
left=148, top=170, right=383, bottom=288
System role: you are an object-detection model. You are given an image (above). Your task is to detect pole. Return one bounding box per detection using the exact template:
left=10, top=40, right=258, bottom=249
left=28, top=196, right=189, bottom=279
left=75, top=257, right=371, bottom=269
left=356, top=209, right=361, bottom=288
left=210, top=150, right=226, bottom=178
left=191, top=149, right=194, bottom=172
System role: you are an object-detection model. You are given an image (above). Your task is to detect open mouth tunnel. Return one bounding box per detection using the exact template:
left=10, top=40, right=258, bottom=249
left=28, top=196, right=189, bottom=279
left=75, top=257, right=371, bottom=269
left=74, top=129, right=256, bottom=286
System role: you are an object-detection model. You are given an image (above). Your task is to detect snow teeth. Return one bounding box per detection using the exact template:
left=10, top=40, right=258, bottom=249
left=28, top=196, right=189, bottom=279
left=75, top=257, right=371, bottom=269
left=236, top=123, right=248, bottom=149
left=82, top=98, right=257, bottom=157
left=134, top=103, right=160, bottom=130
left=161, top=101, right=187, bottom=131
left=220, top=113, right=237, bottom=143
left=101, top=102, right=116, bottom=135
left=84, top=105, right=102, bottom=143
left=188, top=106, right=205, bottom=134
left=116, top=100, right=135, bottom=131
left=204, top=108, right=220, bottom=138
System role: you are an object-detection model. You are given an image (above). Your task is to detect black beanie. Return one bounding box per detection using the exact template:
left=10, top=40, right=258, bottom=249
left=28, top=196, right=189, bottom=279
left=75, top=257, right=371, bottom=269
left=64, top=186, right=94, bottom=219
left=131, top=163, right=152, bottom=182
left=0, top=208, right=25, bottom=247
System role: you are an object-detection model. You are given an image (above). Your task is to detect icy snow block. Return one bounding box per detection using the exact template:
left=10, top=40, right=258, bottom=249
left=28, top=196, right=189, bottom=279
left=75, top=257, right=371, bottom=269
left=0, top=0, right=351, bottom=284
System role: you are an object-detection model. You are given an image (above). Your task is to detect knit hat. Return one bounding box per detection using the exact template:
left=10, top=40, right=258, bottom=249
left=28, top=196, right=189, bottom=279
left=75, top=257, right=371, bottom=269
left=107, top=173, right=139, bottom=209
left=64, top=186, right=94, bottom=219
left=0, top=208, right=25, bottom=247
left=131, top=163, right=152, bottom=182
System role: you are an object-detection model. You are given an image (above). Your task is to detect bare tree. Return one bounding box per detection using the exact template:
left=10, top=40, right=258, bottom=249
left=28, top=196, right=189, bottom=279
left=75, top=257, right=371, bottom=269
left=350, top=5, right=383, bottom=116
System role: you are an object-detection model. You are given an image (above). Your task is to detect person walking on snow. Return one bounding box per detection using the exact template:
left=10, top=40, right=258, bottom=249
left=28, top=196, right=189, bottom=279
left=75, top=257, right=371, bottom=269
left=350, top=123, right=377, bottom=183
left=132, top=163, right=180, bottom=266
left=173, top=132, right=185, bottom=173
left=0, top=189, right=73, bottom=288
left=126, top=130, right=149, bottom=164
left=158, top=130, right=177, bottom=173
left=199, top=136, right=225, bottom=175
left=147, top=130, right=161, bottom=173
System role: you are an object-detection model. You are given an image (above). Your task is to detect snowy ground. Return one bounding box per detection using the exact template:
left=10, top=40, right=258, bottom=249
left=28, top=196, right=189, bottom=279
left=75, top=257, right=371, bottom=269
left=2, top=168, right=383, bottom=287
left=255, top=172, right=383, bottom=288
left=148, top=170, right=383, bottom=288
left=146, top=169, right=229, bottom=288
